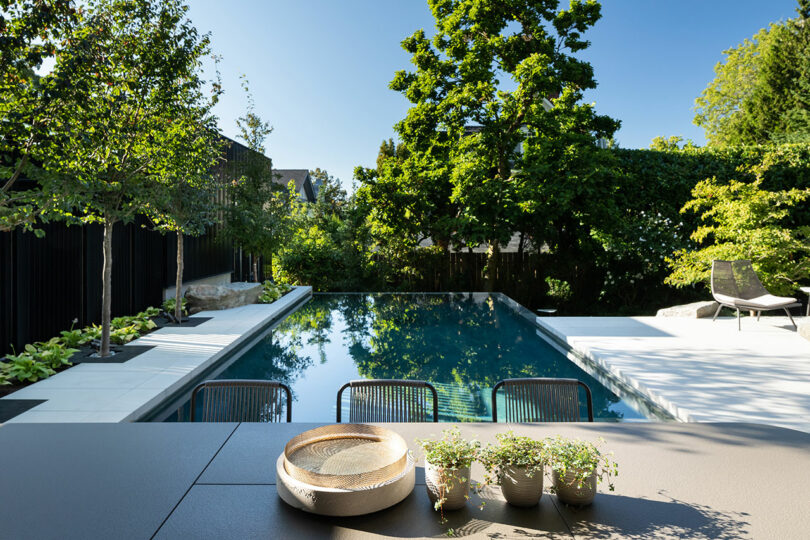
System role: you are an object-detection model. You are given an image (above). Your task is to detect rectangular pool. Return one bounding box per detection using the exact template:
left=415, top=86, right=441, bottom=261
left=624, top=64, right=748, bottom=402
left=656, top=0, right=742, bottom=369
left=165, top=293, right=659, bottom=422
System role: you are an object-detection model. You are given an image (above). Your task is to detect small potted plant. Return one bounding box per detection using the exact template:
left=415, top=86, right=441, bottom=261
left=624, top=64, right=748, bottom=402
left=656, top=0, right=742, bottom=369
left=479, top=431, right=546, bottom=507
left=418, top=426, right=480, bottom=514
left=545, top=436, right=617, bottom=506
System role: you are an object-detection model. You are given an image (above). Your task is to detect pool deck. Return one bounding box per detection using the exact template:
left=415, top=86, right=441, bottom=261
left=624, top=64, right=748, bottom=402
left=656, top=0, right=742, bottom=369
left=0, top=286, right=312, bottom=423
left=536, top=314, right=810, bottom=433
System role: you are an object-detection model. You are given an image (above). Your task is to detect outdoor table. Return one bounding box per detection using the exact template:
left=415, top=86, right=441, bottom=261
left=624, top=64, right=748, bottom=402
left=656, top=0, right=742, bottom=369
left=0, top=422, right=807, bottom=539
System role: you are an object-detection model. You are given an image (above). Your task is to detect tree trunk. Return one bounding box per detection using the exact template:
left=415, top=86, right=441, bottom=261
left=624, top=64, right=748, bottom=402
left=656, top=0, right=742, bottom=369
left=100, top=219, right=115, bottom=357
left=252, top=254, right=260, bottom=283
left=485, top=241, right=500, bottom=292
left=175, top=231, right=184, bottom=323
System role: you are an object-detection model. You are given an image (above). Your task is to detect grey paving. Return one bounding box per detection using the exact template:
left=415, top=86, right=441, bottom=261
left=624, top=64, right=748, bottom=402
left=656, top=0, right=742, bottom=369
left=537, top=315, right=810, bottom=432
left=0, top=287, right=311, bottom=423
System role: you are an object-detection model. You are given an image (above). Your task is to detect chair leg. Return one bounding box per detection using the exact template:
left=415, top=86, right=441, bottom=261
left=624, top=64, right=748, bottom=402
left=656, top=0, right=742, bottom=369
left=784, top=307, right=797, bottom=330
left=737, top=308, right=741, bottom=331
left=756, top=311, right=761, bottom=321
left=712, top=304, right=722, bottom=322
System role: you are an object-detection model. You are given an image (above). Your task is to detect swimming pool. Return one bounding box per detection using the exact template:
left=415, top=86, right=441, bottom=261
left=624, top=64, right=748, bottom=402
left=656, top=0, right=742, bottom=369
left=168, top=293, right=653, bottom=422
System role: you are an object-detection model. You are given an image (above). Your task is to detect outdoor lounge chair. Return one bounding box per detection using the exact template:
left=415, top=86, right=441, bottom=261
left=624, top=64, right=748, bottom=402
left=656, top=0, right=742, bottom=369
left=190, top=379, right=292, bottom=422
left=711, top=260, right=801, bottom=331
left=336, top=379, right=439, bottom=423
left=491, top=378, right=594, bottom=422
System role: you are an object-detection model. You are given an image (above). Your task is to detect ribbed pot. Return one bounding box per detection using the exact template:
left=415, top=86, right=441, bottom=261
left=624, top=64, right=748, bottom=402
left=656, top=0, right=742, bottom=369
left=499, top=465, right=543, bottom=507
left=424, top=460, right=471, bottom=511
left=552, top=469, right=596, bottom=506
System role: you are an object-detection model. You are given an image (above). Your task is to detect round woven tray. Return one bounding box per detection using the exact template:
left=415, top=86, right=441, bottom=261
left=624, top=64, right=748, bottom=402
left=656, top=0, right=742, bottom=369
left=277, top=424, right=415, bottom=516
left=283, top=424, right=409, bottom=489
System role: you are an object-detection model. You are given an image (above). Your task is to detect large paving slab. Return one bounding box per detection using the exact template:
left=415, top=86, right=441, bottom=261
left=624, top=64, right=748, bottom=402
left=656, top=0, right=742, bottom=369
left=537, top=314, right=810, bottom=432
left=0, top=286, right=311, bottom=423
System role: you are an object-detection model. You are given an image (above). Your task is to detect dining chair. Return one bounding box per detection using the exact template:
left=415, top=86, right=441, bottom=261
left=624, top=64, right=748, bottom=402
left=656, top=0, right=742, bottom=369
left=336, top=379, right=439, bottom=423
left=190, top=379, right=292, bottom=422
left=491, top=378, right=594, bottom=422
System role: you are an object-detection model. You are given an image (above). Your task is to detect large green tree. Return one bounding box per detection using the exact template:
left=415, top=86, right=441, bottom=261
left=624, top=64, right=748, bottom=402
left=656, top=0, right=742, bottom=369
left=39, top=0, right=214, bottom=356
left=694, top=0, right=810, bottom=146
left=390, top=0, right=618, bottom=290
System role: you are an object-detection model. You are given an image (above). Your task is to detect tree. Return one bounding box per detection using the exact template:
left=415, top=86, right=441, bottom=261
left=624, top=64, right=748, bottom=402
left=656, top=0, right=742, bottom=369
left=666, top=174, right=810, bottom=296
left=0, top=0, right=79, bottom=232
left=221, top=80, right=291, bottom=282
left=694, top=1, right=810, bottom=146
left=309, top=167, right=347, bottom=213
left=390, top=0, right=618, bottom=290
left=38, top=0, right=213, bottom=356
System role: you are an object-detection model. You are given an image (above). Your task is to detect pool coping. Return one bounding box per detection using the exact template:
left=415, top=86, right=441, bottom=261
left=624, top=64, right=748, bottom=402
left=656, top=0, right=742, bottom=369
left=1, top=286, right=312, bottom=423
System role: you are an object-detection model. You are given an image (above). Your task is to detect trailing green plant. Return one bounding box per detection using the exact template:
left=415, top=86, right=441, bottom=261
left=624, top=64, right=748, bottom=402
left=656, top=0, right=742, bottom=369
left=1, top=353, right=55, bottom=383
left=545, top=436, right=617, bottom=493
left=478, top=432, right=546, bottom=486
left=162, top=297, right=188, bottom=316
left=418, top=426, right=480, bottom=515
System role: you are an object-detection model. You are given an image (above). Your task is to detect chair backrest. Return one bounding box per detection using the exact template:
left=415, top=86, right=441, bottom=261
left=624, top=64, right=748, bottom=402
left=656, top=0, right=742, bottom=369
left=491, top=378, right=593, bottom=422
left=336, top=379, right=439, bottom=423
left=711, top=260, right=768, bottom=301
left=190, top=379, right=292, bottom=422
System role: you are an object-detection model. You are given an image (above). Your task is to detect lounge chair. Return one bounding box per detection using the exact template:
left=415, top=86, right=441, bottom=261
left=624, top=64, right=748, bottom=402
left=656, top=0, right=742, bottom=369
left=711, top=260, right=800, bottom=331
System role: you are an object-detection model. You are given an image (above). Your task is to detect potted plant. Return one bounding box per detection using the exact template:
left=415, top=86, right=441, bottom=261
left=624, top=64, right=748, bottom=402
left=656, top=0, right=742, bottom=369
left=418, top=426, right=480, bottom=514
left=479, top=431, right=546, bottom=507
left=545, top=436, right=617, bottom=506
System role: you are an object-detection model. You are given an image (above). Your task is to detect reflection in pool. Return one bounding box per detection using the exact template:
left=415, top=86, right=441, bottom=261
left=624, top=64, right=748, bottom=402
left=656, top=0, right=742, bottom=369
left=172, top=293, right=648, bottom=422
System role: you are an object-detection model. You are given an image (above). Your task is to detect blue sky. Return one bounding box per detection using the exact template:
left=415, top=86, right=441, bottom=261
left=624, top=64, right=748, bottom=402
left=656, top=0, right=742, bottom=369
left=186, top=0, right=801, bottom=189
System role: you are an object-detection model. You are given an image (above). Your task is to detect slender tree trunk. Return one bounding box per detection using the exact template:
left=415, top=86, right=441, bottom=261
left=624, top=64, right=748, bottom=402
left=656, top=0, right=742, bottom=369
left=266, top=255, right=273, bottom=282
left=100, top=219, right=115, bottom=357
left=485, top=241, right=500, bottom=292
left=252, top=254, right=259, bottom=283
left=175, top=231, right=184, bottom=323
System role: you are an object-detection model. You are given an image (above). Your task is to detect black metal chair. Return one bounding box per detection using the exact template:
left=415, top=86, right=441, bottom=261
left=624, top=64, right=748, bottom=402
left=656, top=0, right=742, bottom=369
left=190, top=379, right=292, bottom=422
left=336, top=379, right=439, bottom=423
left=491, top=378, right=594, bottom=422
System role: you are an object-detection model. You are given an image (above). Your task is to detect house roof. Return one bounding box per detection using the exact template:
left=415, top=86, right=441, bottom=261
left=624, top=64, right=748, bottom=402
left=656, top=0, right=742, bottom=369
left=273, top=169, right=316, bottom=202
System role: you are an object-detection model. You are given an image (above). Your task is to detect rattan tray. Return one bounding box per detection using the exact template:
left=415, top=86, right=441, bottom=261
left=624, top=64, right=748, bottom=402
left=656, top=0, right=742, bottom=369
left=277, top=424, right=415, bottom=516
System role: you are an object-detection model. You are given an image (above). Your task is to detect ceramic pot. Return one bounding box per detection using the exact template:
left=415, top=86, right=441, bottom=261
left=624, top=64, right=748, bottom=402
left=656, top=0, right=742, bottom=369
left=424, top=459, right=471, bottom=511
left=552, top=469, right=597, bottom=506
left=499, top=465, right=543, bottom=507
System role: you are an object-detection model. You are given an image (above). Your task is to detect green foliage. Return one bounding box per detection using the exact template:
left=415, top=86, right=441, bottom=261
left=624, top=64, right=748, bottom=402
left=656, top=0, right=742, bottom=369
left=258, top=280, right=289, bottom=303
left=694, top=3, right=810, bottom=145
left=418, top=426, right=480, bottom=470
left=545, top=436, right=617, bottom=492
left=666, top=176, right=810, bottom=295
left=29, top=338, right=78, bottom=369
left=162, top=297, right=188, bottom=316
left=1, top=353, right=56, bottom=383
left=478, top=432, right=546, bottom=485
left=110, top=325, right=140, bottom=345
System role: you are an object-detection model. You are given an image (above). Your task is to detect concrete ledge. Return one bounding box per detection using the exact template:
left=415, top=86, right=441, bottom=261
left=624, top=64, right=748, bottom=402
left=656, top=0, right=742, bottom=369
left=1, top=286, right=312, bottom=423
left=656, top=301, right=719, bottom=318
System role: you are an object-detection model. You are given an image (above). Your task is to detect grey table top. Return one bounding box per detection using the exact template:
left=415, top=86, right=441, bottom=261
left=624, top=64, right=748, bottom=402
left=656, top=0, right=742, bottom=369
left=0, top=422, right=807, bottom=539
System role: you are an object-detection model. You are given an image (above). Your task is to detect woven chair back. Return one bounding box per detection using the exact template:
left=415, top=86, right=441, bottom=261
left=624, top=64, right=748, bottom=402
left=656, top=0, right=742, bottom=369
left=337, top=379, right=439, bottom=423
left=492, top=378, right=594, bottom=422
left=712, top=260, right=769, bottom=301
left=191, top=379, right=292, bottom=422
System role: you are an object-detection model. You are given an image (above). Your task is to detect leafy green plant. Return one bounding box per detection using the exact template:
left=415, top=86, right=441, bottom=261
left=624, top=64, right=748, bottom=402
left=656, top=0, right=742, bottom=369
left=141, top=306, right=161, bottom=318
left=0, top=370, right=10, bottom=386
left=30, top=338, right=77, bottom=369
left=1, top=354, right=55, bottom=383
left=259, top=280, right=284, bottom=303
left=478, top=432, right=546, bottom=486
left=110, top=325, right=140, bottom=345
left=162, top=297, right=188, bottom=316
left=418, top=426, right=480, bottom=516
left=82, top=324, right=103, bottom=343
left=545, top=436, right=617, bottom=493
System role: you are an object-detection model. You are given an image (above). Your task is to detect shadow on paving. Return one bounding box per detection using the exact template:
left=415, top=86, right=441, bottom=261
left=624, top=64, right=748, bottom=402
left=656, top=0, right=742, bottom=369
left=558, top=491, right=751, bottom=539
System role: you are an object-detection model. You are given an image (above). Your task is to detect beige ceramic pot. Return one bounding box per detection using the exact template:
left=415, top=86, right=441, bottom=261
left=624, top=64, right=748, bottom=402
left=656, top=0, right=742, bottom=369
left=552, top=469, right=597, bottom=506
left=424, top=459, right=471, bottom=511
left=499, top=465, right=543, bottom=507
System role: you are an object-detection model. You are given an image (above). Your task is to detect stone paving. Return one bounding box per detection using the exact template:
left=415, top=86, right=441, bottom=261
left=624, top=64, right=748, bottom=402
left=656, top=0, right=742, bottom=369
left=1, top=287, right=311, bottom=423
left=537, top=314, right=810, bottom=433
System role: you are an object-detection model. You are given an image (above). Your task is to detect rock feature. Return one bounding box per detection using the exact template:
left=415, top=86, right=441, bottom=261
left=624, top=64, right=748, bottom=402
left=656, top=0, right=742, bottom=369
left=656, top=301, right=719, bottom=319
left=185, top=282, right=262, bottom=312
left=799, top=323, right=810, bottom=342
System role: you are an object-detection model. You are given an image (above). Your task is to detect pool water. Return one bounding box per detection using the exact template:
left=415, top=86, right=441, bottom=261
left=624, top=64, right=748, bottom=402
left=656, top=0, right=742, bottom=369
left=171, top=293, right=648, bottom=422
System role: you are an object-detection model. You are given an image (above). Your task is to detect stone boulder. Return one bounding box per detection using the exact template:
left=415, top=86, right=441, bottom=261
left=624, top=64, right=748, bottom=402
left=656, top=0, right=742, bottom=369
left=185, top=282, right=262, bottom=312
left=656, top=301, right=719, bottom=319
left=800, top=322, right=810, bottom=342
